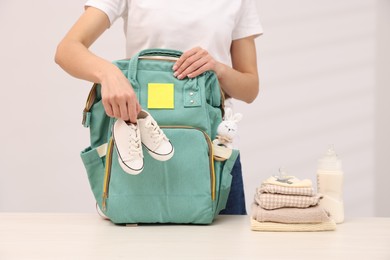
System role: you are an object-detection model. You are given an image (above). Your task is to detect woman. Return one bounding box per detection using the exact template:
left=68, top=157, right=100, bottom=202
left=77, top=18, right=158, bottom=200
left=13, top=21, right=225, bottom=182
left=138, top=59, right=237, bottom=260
left=55, top=0, right=263, bottom=214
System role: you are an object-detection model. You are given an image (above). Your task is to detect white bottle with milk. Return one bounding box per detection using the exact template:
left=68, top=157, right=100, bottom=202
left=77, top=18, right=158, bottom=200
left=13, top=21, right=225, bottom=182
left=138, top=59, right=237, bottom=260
left=317, top=145, right=344, bottom=224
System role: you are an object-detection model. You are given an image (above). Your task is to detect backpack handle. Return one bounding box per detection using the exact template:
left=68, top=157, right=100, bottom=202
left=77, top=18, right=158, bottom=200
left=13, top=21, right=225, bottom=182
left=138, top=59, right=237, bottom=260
left=128, top=49, right=183, bottom=83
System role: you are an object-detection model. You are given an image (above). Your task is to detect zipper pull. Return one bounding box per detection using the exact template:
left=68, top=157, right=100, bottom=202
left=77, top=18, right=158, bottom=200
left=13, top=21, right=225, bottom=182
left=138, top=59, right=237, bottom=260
left=102, top=193, right=108, bottom=211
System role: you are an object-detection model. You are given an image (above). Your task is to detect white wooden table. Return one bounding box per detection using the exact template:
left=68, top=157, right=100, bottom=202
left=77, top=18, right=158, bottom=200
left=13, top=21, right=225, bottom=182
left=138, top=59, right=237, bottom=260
left=0, top=214, right=389, bottom=260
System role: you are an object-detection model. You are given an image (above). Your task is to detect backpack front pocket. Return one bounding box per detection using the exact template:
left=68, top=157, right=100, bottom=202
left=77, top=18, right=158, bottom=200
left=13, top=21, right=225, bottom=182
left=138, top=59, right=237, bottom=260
left=103, top=127, right=215, bottom=224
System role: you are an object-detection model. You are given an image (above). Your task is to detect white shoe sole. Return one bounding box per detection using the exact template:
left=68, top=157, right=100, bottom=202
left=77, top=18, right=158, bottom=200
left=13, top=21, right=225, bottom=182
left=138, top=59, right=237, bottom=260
left=143, top=142, right=175, bottom=161
left=112, top=119, right=144, bottom=175
left=114, top=144, right=144, bottom=175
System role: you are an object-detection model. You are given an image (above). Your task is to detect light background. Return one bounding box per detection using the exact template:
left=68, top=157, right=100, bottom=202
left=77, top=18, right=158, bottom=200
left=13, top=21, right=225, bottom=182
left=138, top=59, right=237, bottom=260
left=0, top=0, right=389, bottom=217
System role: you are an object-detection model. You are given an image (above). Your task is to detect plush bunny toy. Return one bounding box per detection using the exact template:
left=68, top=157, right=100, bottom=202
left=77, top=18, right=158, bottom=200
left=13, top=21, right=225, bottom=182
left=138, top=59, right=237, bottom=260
left=213, top=107, right=243, bottom=149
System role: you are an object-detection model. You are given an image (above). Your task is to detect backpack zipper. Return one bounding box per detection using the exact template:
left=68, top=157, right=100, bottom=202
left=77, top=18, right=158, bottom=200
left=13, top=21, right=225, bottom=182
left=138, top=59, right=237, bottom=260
left=102, top=138, right=114, bottom=211
left=101, top=126, right=216, bottom=212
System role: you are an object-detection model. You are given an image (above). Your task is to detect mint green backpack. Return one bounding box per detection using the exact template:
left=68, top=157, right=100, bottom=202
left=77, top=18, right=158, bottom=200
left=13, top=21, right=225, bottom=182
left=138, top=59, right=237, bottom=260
left=80, top=49, right=239, bottom=224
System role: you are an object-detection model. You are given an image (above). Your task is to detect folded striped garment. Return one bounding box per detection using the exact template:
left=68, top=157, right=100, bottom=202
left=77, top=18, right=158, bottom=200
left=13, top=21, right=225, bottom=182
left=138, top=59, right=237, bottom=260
left=255, top=193, right=322, bottom=210
left=258, top=183, right=315, bottom=196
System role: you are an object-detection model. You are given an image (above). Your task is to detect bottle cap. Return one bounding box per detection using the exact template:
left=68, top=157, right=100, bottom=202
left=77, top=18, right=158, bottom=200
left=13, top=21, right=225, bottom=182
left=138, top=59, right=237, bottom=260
left=318, top=145, right=342, bottom=171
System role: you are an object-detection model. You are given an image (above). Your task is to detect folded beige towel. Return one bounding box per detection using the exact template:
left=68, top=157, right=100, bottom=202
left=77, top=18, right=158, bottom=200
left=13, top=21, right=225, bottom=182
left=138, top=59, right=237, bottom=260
left=258, top=183, right=315, bottom=196
left=263, top=176, right=312, bottom=188
left=251, top=203, right=331, bottom=224
left=250, top=218, right=336, bottom=232
left=255, top=193, right=322, bottom=210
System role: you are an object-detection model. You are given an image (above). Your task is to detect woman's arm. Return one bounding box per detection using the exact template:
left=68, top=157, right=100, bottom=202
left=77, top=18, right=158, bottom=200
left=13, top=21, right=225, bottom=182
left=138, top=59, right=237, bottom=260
left=172, top=36, right=259, bottom=103
left=55, top=7, right=141, bottom=123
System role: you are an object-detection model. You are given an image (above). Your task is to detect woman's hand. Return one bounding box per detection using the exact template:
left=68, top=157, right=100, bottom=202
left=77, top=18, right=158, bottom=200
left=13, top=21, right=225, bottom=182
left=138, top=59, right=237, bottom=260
left=172, top=47, right=223, bottom=80
left=55, top=7, right=141, bottom=123
left=100, top=68, right=141, bottom=123
left=171, top=37, right=259, bottom=103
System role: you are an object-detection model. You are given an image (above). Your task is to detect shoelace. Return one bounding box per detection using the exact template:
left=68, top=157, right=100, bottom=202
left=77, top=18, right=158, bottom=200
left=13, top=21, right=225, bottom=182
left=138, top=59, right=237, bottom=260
left=144, top=117, right=167, bottom=145
left=127, top=124, right=143, bottom=159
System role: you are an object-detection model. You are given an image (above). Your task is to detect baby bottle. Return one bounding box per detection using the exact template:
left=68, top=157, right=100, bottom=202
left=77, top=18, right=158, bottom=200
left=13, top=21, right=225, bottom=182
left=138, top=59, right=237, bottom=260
left=317, top=145, right=344, bottom=224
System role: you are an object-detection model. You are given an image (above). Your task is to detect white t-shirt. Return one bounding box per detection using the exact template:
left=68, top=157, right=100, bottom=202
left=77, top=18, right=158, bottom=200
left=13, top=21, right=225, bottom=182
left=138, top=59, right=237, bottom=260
left=85, top=0, right=263, bottom=66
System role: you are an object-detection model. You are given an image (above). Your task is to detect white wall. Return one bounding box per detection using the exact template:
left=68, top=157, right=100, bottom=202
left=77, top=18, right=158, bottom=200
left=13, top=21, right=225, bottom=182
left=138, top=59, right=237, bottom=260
left=239, top=0, right=377, bottom=217
left=375, top=0, right=390, bottom=217
left=0, top=0, right=385, bottom=217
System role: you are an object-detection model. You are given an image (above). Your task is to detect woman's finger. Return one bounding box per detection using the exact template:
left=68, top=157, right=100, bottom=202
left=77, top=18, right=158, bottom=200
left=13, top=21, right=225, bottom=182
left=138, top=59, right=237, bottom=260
left=111, top=103, right=121, bottom=119
left=180, top=56, right=210, bottom=79
left=127, top=100, right=138, bottom=124
left=173, top=47, right=200, bottom=71
left=119, top=100, right=130, bottom=121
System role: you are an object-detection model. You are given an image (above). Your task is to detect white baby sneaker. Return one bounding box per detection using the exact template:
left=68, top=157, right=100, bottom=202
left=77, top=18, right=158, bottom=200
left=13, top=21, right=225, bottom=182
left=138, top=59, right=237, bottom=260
left=112, top=119, right=144, bottom=175
left=137, top=110, right=174, bottom=161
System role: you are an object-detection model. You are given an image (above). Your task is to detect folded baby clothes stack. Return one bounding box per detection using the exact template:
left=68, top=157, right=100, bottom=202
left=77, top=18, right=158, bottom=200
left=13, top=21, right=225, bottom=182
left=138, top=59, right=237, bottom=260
left=251, top=175, right=336, bottom=232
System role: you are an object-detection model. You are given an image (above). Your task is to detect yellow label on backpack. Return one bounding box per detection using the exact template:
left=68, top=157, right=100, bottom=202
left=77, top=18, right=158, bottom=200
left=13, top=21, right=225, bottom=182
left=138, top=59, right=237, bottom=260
left=147, top=83, right=174, bottom=109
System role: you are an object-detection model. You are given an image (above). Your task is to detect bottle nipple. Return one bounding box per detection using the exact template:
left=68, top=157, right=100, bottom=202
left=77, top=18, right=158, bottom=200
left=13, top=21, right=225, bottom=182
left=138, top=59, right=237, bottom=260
left=318, top=145, right=342, bottom=171
left=273, top=167, right=294, bottom=184
left=278, top=167, right=288, bottom=178
left=325, top=145, right=337, bottom=158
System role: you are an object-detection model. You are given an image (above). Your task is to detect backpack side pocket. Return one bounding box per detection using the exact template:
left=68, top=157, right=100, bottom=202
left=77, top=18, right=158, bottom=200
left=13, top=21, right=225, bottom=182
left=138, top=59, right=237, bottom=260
left=214, top=150, right=239, bottom=215
left=80, top=146, right=106, bottom=208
